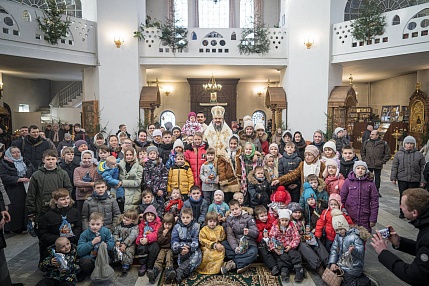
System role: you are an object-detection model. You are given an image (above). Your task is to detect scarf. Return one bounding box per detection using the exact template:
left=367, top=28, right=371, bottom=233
left=92, top=191, right=109, bottom=200
left=244, top=144, right=255, bottom=159
left=165, top=199, right=184, bottom=212
left=303, top=159, right=321, bottom=181
left=5, top=148, right=27, bottom=177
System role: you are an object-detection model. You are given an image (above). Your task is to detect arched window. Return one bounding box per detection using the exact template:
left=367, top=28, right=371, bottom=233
left=174, top=0, right=188, bottom=27
left=392, top=15, right=400, bottom=25
left=252, top=110, right=266, bottom=127
left=12, top=0, right=82, bottom=18
left=199, top=0, right=229, bottom=28
left=23, top=10, right=31, bottom=22
left=344, top=0, right=429, bottom=21
left=160, top=110, right=176, bottom=127
left=240, top=0, right=254, bottom=28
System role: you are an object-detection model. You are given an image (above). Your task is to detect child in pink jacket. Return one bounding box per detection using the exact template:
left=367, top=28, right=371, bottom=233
left=323, top=159, right=345, bottom=195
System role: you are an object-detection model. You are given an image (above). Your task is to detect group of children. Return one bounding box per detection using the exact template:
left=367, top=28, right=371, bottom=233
left=28, top=121, right=379, bottom=285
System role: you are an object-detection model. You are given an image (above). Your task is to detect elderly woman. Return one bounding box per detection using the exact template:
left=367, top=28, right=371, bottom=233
left=0, top=146, right=35, bottom=233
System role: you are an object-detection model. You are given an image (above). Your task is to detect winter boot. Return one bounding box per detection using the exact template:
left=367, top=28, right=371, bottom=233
left=221, top=260, right=237, bottom=274
left=138, top=264, right=147, bottom=277
left=271, top=265, right=280, bottom=276
left=165, top=266, right=176, bottom=284
left=176, top=269, right=184, bottom=283
left=294, top=264, right=304, bottom=283
left=121, top=264, right=130, bottom=274
left=281, top=267, right=290, bottom=282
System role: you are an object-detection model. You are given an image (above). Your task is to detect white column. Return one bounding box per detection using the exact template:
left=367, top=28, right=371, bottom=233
left=81, top=0, right=97, bottom=21
left=283, top=0, right=343, bottom=139
left=82, top=0, right=141, bottom=136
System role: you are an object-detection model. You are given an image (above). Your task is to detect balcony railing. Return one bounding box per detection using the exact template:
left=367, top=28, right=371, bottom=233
left=0, top=1, right=96, bottom=63
left=332, top=3, right=429, bottom=62
left=139, top=28, right=287, bottom=61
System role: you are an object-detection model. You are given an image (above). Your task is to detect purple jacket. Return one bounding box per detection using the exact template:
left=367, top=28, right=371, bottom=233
left=340, top=171, right=379, bottom=232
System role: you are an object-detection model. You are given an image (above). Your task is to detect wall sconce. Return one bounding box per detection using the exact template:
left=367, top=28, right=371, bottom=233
left=304, top=38, right=314, bottom=49
left=0, top=82, right=3, bottom=98
left=164, top=89, right=171, bottom=96
left=114, top=36, right=124, bottom=48
left=257, top=90, right=263, bottom=97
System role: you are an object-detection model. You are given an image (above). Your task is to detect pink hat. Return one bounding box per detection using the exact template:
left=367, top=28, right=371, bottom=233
left=329, top=193, right=342, bottom=209
left=188, top=112, right=196, bottom=120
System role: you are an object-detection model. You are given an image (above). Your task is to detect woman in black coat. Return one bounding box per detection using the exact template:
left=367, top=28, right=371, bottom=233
left=0, top=146, right=35, bottom=233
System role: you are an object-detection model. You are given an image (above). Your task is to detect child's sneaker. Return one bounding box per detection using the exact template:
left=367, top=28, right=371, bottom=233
left=221, top=260, right=236, bottom=274
left=138, top=264, right=147, bottom=276
left=237, top=264, right=250, bottom=274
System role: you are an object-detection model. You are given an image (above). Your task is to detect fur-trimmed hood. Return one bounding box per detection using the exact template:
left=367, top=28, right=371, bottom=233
left=247, top=169, right=272, bottom=184
left=238, top=129, right=257, bottom=141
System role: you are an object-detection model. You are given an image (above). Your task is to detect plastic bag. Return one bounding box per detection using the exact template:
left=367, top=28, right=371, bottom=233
left=53, top=250, right=69, bottom=271
left=27, top=219, right=38, bottom=237
left=237, top=235, right=249, bottom=254
left=270, top=237, right=285, bottom=254
left=59, top=216, right=75, bottom=238
left=113, top=244, right=123, bottom=263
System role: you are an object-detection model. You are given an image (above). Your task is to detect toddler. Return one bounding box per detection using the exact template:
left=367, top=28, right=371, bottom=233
left=278, top=141, right=302, bottom=203
left=269, top=209, right=304, bottom=282
left=77, top=212, right=115, bottom=278
left=167, top=152, right=194, bottom=200
left=37, top=237, right=80, bottom=285
left=136, top=205, right=162, bottom=277
left=339, top=145, right=358, bottom=178
left=254, top=205, right=278, bottom=276
left=184, top=185, right=209, bottom=226
left=247, top=166, right=272, bottom=209
left=207, top=190, right=230, bottom=223
left=143, top=145, right=168, bottom=205
left=151, top=213, right=176, bottom=284
left=197, top=211, right=226, bottom=274
left=323, top=159, right=345, bottom=195
left=321, top=141, right=340, bottom=164
left=200, top=147, right=219, bottom=204
left=300, top=174, right=328, bottom=209
left=341, top=161, right=379, bottom=232
left=138, top=190, right=164, bottom=220
left=268, top=185, right=292, bottom=218
left=165, top=139, right=185, bottom=170
left=264, top=154, right=278, bottom=179
left=164, top=188, right=184, bottom=221
left=112, top=209, right=139, bottom=273
left=97, top=155, right=125, bottom=204
left=181, top=112, right=202, bottom=137
left=184, top=132, right=208, bottom=187
left=171, top=207, right=202, bottom=282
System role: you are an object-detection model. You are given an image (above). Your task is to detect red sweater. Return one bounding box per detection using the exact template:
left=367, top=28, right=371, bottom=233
left=255, top=214, right=276, bottom=243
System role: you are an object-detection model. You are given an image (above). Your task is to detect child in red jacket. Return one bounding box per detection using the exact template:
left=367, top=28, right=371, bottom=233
left=254, top=205, right=278, bottom=276
left=268, top=186, right=292, bottom=218
left=315, top=193, right=353, bottom=251
left=135, top=205, right=162, bottom=277
left=184, top=132, right=208, bottom=187
left=323, top=159, right=345, bottom=195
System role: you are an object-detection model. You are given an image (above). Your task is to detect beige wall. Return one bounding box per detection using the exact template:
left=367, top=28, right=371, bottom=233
left=236, top=82, right=272, bottom=122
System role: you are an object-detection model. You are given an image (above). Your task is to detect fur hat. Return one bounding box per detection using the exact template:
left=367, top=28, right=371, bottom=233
left=254, top=121, right=265, bottom=131
left=302, top=182, right=317, bottom=202
left=146, top=145, right=159, bottom=155
left=331, top=209, right=350, bottom=231
left=271, top=186, right=289, bottom=204
left=173, top=139, right=184, bottom=150
left=323, top=141, right=336, bottom=152
left=282, top=130, right=292, bottom=139
left=287, top=202, right=303, bottom=213
left=152, top=129, right=162, bottom=137
left=188, top=112, right=196, bottom=120
left=75, top=140, right=87, bottom=148
left=329, top=193, right=342, bottom=209
left=403, top=135, right=416, bottom=147
left=278, top=209, right=292, bottom=220
left=323, top=158, right=339, bottom=178
left=214, top=189, right=224, bottom=199
left=304, top=145, right=319, bottom=158
left=353, top=160, right=368, bottom=174
left=334, top=127, right=344, bottom=135
left=269, top=143, right=279, bottom=151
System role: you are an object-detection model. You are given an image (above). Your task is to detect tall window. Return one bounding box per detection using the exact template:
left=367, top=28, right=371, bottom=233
left=174, top=0, right=188, bottom=27
left=199, top=0, right=229, bottom=28
left=160, top=110, right=176, bottom=127
left=240, top=0, right=254, bottom=28
left=252, top=110, right=266, bottom=127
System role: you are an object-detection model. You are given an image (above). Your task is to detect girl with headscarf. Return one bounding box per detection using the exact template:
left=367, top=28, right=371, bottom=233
left=0, top=146, right=35, bottom=233
left=293, top=131, right=307, bottom=160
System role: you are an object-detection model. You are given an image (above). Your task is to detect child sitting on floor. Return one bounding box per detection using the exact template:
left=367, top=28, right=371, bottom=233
left=164, top=188, right=184, bottom=221
left=207, top=190, right=230, bottom=223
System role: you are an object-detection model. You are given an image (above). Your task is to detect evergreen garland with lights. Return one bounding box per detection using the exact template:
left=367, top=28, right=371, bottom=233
left=351, top=0, right=386, bottom=42
left=36, top=0, right=71, bottom=45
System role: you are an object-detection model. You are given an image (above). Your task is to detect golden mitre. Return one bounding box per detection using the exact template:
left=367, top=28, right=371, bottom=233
left=211, top=105, right=225, bottom=118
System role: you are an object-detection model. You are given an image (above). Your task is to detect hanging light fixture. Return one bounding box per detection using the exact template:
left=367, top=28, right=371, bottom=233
left=203, top=75, right=222, bottom=92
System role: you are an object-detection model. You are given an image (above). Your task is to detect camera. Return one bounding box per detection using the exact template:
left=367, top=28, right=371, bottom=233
left=379, top=227, right=390, bottom=239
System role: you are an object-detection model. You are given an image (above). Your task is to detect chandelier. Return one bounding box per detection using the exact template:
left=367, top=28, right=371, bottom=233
left=203, top=75, right=222, bottom=92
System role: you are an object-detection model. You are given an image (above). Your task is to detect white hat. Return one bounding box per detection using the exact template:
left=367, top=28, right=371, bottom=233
left=334, top=127, right=344, bottom=135
left=211, top=106, right=225, bottom=118
left=243, top=120, right=254, bottom=129
left=278, top=209, right=292, bottom=220
left=403, top=136, right=416, bottom=147
left=153, top=129, right=162, bottom=137
left=323, top=141, right=336, bottom=152
left=254, top=122, right=265, bottom=131
left=173, top=139, right=184, bottom=149
left=331, top=209, right=350, bottom=231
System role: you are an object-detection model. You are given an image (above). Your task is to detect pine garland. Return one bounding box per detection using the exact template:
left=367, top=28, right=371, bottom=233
left=238, top=18, right=270, bottom=55
left=36, top=0, right=71, bottom=45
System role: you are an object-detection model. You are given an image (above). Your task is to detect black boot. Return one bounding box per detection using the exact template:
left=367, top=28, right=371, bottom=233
left=165, top=266, right=176, bottom=284
left=147, top=266, right=160, bottom=284
left=271, top=265, right=280, bottom=276
left=294, top=264, right=304, bottom=283
left=280, top=267, right=290, bottom=282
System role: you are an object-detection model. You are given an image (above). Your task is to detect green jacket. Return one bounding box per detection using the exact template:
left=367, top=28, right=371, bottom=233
left=26, top=165, right=73, bottom=220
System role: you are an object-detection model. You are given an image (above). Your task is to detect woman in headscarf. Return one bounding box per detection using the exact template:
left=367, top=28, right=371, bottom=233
left=293, top=131, right=307, bottom=160
left=0, top=146, right=35, bottom=233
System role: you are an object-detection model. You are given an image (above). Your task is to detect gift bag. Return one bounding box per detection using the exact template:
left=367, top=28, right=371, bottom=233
left=270, top=237, right=285, bottom=254
left=91, top=242, right=115, bottom=280
left=59, top=216, right=75, bottom=238
left=322, top=267, right=344, bottom=286
left=237, top=235, right=249, bottom=254
left=27, top=219, right=38, bottom=237
left=53, top=250, right=69, bottom=271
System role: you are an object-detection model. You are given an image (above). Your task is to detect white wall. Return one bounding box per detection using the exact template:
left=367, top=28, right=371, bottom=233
left=50, top=108, right=81, bottom=125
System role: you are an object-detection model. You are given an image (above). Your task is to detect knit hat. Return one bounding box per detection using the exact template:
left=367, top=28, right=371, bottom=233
left=323, top=158, right=339, bottom=178
left=304, top=145, right=319, bottom=158
left=75, top=140, right=87, bottom=148
left=269, top=143, right=279, bottom=151
left=146, top=145, right=159, bottom=155
left=152, top=129, right=162, bottom=137
left=282, top=130, right=292, bottom=139
left=353, top=160, right=368, bottom=174
left=214, top=189, right=224, bottom=199
left=403, top=135, right=416, bottom=147
left=302, top=182, right=316, bottom=202
left=331, top=209, right=350, bottom=231
left=334, top=127, right=344, bottom=135
left=254, top=121, right=265, bottom=131
left=188, top=112, right=196, bottom=120
left=173, top=139, right=184, bottom=150
left=243, top=115, right=253, bottom=129
left=287, top=202, right=303, bottom=213
left=271, top=186, right=289, bottom=204
left=329, top=193, right=342, bottom=209
left=278, top=209, right=292, bottom=220
left=64, top=133, right=72, bottom=140
left=323, top=141, right=336, bottom=152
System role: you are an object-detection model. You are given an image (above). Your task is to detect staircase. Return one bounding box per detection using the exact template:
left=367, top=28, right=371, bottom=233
left=49, top=82, right=83, bottom=108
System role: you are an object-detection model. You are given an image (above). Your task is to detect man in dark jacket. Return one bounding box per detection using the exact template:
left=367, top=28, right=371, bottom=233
left=17, top=125, right=51, bottom=169
left=371, top=188, right=429, bottom=286
left=361, top=130, right=391, bottom=197
left=361, top=124, right=373, bottom=143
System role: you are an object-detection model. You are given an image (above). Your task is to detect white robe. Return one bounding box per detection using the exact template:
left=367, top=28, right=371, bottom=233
left=203, top=122, right=233, bottom=154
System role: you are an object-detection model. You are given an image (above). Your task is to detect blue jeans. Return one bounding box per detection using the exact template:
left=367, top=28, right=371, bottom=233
left=221, top=241, right=258, bottom=269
